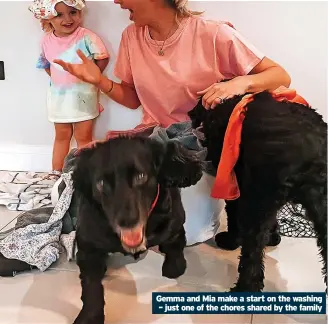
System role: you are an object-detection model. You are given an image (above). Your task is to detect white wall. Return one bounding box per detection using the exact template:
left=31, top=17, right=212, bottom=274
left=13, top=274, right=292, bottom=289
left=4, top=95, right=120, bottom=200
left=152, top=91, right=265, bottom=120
left=0, top=1, right=327, bottom=171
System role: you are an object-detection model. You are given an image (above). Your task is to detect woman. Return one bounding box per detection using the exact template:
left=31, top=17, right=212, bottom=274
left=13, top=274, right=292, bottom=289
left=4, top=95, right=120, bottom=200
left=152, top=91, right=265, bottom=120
left=54, top=0, right=291, bottom=246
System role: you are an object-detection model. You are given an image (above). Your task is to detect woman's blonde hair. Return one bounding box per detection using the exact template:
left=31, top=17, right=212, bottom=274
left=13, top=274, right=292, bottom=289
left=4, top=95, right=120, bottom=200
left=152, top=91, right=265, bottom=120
left=169, top=0, right=203, bottom=17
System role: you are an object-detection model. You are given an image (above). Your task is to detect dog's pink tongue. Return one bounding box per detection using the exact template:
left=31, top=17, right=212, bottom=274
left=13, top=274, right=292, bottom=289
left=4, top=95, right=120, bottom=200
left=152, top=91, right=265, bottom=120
left=121, top=228, right=143, bottom=247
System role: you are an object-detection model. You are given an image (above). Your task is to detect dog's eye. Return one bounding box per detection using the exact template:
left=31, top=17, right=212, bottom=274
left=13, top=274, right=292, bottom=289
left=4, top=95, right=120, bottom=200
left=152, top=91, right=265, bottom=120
left=134, top=173, right=148, bottom=186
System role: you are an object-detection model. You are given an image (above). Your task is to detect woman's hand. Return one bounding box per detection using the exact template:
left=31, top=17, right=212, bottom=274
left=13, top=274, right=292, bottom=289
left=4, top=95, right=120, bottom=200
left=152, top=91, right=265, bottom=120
left=197, top=77, right=250, bottom=109
left=53, top=49, right=102, bottom=85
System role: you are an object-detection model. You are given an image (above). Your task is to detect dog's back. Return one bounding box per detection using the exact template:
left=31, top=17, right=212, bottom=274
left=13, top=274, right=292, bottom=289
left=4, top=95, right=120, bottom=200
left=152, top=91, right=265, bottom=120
left=190, top=92, right=327, bottom=184
left=243, top=92, right=326, bottom=170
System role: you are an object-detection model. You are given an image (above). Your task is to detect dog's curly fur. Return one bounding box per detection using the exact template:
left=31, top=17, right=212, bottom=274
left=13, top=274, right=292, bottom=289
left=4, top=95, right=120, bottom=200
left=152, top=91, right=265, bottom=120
left=71, top=136, right=203, bottom=324
left=188, top=91, right=327, bottom=292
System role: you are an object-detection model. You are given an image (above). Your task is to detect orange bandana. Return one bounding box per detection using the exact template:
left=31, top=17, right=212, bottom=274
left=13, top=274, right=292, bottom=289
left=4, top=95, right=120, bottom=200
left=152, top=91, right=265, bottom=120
left=210, top=86, right=310, bottom=200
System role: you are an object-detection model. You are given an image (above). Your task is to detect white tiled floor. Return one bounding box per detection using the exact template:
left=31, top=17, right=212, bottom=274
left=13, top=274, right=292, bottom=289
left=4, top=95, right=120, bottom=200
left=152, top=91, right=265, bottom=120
left=0, top=206, right=326, bottom=324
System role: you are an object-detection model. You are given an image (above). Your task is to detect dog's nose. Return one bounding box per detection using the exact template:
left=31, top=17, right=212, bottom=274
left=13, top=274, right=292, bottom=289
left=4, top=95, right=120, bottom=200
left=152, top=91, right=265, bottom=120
left=118, top=215, right=140, bottom=229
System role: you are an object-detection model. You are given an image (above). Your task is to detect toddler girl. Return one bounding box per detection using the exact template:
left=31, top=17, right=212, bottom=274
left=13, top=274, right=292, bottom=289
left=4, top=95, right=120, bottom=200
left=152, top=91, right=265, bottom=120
left=29, top=0, right=109, bottom=177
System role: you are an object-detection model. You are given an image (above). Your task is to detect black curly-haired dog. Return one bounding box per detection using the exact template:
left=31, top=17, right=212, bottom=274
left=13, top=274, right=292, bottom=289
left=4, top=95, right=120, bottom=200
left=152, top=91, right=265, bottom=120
left=188, top=90, right=327, bottom=292
left=71, top=136, right=203, bottom=324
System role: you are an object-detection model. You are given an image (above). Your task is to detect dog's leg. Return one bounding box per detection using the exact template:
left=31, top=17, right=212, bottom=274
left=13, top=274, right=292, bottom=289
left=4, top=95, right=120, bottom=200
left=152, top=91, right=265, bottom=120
left=215, top=200, right=281, bottom=251
left=159, top=228, right=187, bottom=279
left=301, top=188, right=327, bottom=289
left=74, top=248, right=108, bottom=324
left=230, top=187, right=279, bottom=292
left=215, top=199, right=241, bottom=250
left=231, top=230, right=268, bottom=292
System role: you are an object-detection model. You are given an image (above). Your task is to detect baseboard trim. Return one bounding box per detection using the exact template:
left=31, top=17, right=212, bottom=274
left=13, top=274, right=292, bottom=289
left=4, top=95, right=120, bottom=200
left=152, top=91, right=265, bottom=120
left=0, top=144, right=53, bottom=172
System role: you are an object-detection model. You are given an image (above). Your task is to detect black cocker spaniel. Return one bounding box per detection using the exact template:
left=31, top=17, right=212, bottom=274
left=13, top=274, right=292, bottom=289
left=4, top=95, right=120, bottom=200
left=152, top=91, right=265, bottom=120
left=71, top=136, right=203, bottom=323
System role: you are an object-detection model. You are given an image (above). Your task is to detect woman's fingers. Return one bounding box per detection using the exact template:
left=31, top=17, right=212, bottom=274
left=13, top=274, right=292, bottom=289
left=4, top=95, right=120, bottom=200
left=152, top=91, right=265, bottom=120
left=54, top=50, right=88, bottom=74
left=53, top=59, right=68, bottom=70
left=201, top=84, right=225, bottom=109
left=206, top=92, right=223, bottom=109
left=197, top=84, right=214, bottom=96
left=76, top=49, right=89, bottom=63
left=202, top=90, right=216, bottom=109
left=210, top=95, right=226, bottom=109
left=54, top=59, right=80, bottom=77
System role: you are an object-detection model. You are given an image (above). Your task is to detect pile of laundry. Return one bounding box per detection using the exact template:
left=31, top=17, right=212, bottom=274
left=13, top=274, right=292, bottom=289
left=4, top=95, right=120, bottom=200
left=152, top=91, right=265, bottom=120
left=0, top=160, right=79, bottom=276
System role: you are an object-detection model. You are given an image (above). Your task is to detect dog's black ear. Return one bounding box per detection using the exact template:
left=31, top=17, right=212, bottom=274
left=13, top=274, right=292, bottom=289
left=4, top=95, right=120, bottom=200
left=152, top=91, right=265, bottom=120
left=188, top=99, right=207, bottom=129
left=151, top=139, right=203, bottom=188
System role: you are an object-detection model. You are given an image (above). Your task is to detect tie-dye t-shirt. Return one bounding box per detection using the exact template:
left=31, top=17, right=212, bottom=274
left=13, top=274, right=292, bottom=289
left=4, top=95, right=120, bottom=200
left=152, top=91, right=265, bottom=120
left=37, top=27, right=109, bottom=123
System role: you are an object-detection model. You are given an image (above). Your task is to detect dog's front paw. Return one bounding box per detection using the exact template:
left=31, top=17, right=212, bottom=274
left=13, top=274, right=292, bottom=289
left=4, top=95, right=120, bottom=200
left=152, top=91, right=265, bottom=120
left=215, top=231, right=240, bottom=250
left=73, top=309, right=104, bottom=324
left=162, top=255, right=186, bottom=279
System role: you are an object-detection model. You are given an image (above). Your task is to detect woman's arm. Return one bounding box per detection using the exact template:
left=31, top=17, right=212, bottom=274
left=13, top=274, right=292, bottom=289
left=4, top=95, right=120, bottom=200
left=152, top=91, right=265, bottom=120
left=54, top=50, right=141, bottom=109
left=243, top=57, right=291, bottom=92
left=97, top=75, right=141, bottom=109
left=198, top=57, right=291, bottom=109
left=197, top=22, right=291, bottom=109
left=94, top=58, right=139, bottom=107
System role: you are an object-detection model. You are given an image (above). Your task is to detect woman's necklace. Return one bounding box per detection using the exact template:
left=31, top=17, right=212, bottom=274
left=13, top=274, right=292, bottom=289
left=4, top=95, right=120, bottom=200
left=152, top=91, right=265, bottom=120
left=151, top=22, right=177, bottom=56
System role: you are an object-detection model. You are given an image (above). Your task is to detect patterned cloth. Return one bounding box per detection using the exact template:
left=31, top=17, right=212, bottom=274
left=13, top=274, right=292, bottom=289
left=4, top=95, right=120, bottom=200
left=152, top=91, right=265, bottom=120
left=0, top=173, right=74, bottom=271
left=28, top=0, right=85, bottom=20
left=277, top=203, right=316, bottom=238
left=0, top=171, right=54, bottom=211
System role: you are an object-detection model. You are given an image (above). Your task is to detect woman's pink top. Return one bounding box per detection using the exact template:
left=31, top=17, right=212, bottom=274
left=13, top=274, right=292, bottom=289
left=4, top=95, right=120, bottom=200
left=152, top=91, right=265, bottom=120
left=113, top=15, right=264, bottom=129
